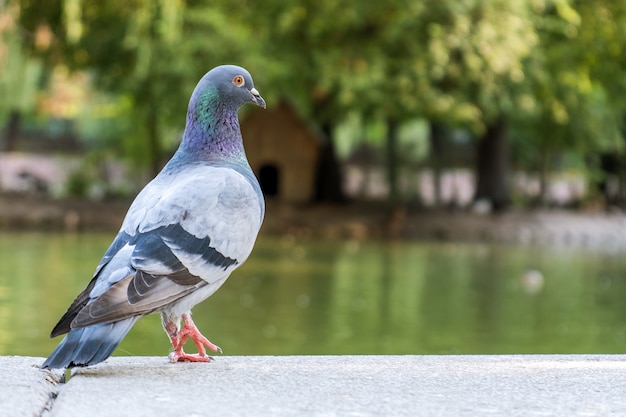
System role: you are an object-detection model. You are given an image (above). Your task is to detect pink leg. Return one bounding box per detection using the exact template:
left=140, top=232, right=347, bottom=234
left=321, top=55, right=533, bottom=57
left=164, top=314, right=222, bottom=363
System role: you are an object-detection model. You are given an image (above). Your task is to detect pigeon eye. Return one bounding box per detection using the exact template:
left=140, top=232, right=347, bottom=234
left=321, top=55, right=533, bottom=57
left=233, top=76, right=245, bottom=87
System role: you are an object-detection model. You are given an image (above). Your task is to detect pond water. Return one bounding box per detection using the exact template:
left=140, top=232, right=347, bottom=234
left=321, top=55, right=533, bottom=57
left=1, top=232, right=625, bottom=359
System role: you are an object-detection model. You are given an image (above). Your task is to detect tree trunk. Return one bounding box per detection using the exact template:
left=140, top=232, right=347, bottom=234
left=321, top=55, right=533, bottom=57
left=598, top=153, right=623, bottom=208
left=386, top=118, right=399, bottom=203
left=3, top=109, right=21, bottom=151
left=314, top=122, right=345, bottom=203
left=474, top=115, right=511, bottom=211
left=429, top=122, right=446, bottom=207
left=537, top=149, right=548, bottom=206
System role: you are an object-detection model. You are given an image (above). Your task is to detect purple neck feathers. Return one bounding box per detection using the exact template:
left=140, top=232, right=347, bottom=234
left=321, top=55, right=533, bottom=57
left=179, top=88, right=246, bottom=162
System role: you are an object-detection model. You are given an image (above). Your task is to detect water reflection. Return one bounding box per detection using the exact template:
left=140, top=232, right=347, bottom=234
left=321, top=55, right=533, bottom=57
left=0, top=232, right=625, bottom=357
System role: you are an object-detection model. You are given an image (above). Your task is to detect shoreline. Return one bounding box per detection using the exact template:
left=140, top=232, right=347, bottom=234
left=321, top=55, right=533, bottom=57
left=1, top=194, right=625, bottom=249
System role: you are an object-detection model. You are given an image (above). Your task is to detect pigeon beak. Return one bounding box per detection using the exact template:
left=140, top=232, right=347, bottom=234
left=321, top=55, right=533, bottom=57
left=250, top=88, right=266, bottom=109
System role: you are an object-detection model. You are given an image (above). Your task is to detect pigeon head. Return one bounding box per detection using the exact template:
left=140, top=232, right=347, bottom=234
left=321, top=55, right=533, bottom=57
left=192, top=65, right=266, bottom=112
left=181, top=65, right=265, bottom=158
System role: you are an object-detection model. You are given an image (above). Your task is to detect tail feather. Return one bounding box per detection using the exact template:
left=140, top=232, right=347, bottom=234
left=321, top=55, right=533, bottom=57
left=41, top=318, right=138, bottom=369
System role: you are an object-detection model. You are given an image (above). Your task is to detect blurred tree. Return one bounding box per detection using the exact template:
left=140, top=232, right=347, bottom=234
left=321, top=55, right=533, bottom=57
left=255, top=0, right=561, bottom=208
left=572, top=0, right=626, bottom=206
left=19, top=0, right=255, bottom=175
left=0, top=1, right=44, bottom=151
left=247, top=0, right=356, bottom=202
left=411, top=0, right=547, bottom=210
left=511, top=0, right=626, bottom=205
left=13, top=0, right=626, bottom=208
left=328, top=0, right=541, bottom=208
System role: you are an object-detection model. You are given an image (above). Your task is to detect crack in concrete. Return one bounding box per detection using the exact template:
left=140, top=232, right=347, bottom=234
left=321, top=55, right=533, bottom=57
left=38, top=368, right=65, bottom=417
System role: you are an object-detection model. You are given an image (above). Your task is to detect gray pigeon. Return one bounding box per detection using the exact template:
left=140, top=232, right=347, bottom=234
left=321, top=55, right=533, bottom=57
left=41, top=65, right=266, bottom=369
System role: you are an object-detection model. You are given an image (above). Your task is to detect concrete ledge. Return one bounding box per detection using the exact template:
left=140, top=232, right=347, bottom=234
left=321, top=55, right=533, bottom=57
left=5, top=355, right=626, bottom=417
left=2, top=356, right=62, bottom=417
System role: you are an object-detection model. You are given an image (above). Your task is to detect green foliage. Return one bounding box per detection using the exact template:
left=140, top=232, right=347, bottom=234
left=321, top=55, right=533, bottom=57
left=0, top=2, right=43, bottom=119
left=7, top=0, right=626, bottom=198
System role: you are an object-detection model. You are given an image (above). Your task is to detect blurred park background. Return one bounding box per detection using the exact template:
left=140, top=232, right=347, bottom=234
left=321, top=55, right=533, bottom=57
left=1, top=0, right=626, bottom=358
left=2, top=0, right=626, bottom=211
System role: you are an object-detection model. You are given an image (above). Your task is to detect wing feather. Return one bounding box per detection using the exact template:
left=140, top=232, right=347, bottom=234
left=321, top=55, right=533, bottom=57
left=57, top=163, right=262, bottom=332
left=72, top=271, right=204, bottom=327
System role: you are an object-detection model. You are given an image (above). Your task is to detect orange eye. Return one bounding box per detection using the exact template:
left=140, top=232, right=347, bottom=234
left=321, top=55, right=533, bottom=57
left=233, top=75, right=245, bottom=87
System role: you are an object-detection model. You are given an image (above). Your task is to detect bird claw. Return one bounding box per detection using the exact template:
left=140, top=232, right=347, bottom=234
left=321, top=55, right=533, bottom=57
left=169, top=351, right=215, bottom=363
left=167, top=314, right=222, bottom=363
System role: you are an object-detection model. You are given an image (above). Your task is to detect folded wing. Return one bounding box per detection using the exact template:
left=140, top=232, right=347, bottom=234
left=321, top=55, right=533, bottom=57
left=50, top=164, right=263, bottom=336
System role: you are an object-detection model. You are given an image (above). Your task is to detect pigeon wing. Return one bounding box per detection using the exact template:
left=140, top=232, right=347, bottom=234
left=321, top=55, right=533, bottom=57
left=68, top=164, right=263, bottom=329
left=50, top=231, right=133, bottom=337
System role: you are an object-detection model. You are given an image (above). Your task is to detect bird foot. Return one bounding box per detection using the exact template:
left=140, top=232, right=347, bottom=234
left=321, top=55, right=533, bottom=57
left=167, top=313, right=222, bottom=363
left=169, top=351, right=214, bottom=363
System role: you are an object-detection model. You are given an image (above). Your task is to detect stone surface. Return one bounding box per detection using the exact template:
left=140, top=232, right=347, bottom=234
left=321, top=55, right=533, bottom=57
left=1, top=356, right=61, bottom=417
left=4, top=355, right=626, bottom=417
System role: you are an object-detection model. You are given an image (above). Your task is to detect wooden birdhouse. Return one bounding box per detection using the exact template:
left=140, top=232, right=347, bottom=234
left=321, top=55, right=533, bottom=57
left=241, top=100, right=320, bottom=203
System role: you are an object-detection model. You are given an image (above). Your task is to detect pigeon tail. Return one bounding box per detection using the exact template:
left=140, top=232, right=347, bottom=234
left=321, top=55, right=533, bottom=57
left=41, top=318, right=138, bottom=369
